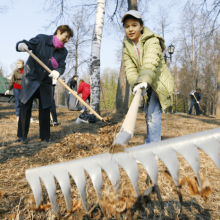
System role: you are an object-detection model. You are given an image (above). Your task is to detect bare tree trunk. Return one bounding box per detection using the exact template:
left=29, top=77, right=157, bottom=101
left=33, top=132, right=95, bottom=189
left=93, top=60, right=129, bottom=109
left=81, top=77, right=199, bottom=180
left=216, top=54, right=220, bottom=116
left=90, top=0, right=106, bottom=114
left=116, top=47, right=130, bottom=113
left=128, top=0, right=137, bottom=10
left=115, top=0, right=137, bottom=114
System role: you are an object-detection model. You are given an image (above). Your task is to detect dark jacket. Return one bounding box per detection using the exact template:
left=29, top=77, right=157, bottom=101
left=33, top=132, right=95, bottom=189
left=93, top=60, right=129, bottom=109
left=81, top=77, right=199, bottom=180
left=190, top=91, right=201, bottom=102
left=16, top=34, right=68, bottom=109
left=70, top=78, right=77, bottom=90
left=8, top=69, right=23, bottom=90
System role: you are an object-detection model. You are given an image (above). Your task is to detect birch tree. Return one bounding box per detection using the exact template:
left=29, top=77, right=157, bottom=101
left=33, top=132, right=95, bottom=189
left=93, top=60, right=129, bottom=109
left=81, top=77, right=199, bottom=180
left=115, top=0, right=137, bottom=114
left=90, top=0, right=106, bottom=114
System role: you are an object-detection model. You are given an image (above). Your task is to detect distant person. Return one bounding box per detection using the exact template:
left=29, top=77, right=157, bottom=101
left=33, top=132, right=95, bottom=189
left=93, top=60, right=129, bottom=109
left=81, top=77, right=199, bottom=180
left=5, top=60, right=34, bottom=122
left=70, top=75, right=79, bottom=91
left=121, top=10, right=174, bottom=144
left=50, top=78, right=60, bottom=125
left=188, top=88, right=201, bottom=116
left=16, top=25, right=73, bottom=143
left=76, top=79, right=90, bottom=112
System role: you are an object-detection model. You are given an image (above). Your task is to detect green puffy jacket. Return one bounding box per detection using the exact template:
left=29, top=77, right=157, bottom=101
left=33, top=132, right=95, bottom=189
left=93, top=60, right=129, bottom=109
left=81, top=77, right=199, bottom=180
left=123, top=27, right=174, bottom=110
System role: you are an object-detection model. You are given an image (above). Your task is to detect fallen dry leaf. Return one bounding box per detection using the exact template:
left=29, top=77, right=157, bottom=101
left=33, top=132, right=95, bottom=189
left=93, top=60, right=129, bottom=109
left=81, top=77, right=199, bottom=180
left=0, top=191, right=6, bottom=199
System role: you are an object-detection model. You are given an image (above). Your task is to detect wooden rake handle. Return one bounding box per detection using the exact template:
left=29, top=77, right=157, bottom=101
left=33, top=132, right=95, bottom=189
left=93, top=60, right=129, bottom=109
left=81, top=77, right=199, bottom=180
left=25, top=49, right=105, bottom=122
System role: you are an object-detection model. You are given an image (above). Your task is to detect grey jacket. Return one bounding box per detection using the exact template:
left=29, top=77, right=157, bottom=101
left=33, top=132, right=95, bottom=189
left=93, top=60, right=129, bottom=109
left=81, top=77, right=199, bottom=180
left=8, top=69, right=23, bottom=90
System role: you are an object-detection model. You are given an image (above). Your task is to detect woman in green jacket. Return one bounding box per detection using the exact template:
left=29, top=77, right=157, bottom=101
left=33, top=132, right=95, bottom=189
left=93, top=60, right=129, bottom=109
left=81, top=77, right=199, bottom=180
left=122, top=10, right=174, bottom=144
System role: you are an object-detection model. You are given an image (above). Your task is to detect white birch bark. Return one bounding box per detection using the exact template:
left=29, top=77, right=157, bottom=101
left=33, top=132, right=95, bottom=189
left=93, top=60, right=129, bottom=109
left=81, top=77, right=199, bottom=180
left=90, top=0, right=106, bottom=114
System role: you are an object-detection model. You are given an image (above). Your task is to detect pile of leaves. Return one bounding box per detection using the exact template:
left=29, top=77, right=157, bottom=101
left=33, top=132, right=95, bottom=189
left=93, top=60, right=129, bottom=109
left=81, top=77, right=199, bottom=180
left=0, top=112, right=220, bottom=219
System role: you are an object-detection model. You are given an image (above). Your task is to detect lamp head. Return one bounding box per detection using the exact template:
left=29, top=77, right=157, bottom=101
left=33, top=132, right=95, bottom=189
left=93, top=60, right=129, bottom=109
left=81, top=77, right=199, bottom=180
left=168, top=44, right=175, bottom=55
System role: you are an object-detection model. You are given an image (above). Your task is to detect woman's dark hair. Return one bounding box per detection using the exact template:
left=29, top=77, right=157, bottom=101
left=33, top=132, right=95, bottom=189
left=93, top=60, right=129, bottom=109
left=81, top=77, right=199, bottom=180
left=123, top=15, right=144, bottom=27
left=54, top=25, right=74, bottom=38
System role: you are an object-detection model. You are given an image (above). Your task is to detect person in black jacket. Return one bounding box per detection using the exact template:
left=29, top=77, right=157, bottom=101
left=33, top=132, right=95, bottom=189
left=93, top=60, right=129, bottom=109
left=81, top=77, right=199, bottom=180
left=70, top=75, right=79, bottom=91
left=16, top=25, right=73, bottom=143
left=188, top=88, right=201, bottom=116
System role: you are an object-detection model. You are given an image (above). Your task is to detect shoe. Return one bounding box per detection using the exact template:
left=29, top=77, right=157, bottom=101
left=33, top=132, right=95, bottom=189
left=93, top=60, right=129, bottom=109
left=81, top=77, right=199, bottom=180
left=53, top=122, right=61, bottom=126
left=17, top=137, right=27, bottom=144
left=16, top=116, right=19, bottom=122
left=41, top=138, right=51, bottom=142
left=30, top=118, right=34, bottom=122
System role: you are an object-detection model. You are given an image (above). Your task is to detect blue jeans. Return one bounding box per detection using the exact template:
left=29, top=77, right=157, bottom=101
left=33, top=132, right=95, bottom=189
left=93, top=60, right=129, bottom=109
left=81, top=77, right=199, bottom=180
left=144, top=91, right=162, bottom=144
left=188, top=101, right=200, bottom=116
left=13, top=88, right=21, bottom=117
left=82, top=95, right=90, bottom=111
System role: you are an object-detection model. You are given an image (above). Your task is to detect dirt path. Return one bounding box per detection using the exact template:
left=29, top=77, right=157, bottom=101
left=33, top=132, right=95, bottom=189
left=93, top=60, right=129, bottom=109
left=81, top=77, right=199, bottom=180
left=0, top=104, right=220, bottom=219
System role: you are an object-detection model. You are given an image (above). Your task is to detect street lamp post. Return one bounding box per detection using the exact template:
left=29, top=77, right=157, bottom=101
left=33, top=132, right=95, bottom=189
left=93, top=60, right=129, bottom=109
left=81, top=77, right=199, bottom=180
left=173, top=91, right=179, bottom=113
left=164, top=44, right=175, bottom=63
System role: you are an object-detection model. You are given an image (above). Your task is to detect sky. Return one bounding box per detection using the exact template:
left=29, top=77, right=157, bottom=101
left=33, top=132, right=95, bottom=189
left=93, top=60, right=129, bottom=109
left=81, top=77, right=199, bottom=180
left=0, top=0, right=181, bottom=78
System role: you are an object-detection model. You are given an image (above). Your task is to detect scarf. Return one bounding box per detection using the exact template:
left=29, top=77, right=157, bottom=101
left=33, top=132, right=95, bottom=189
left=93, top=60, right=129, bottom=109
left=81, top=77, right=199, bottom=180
left=52, top=35, right=64, bottom=49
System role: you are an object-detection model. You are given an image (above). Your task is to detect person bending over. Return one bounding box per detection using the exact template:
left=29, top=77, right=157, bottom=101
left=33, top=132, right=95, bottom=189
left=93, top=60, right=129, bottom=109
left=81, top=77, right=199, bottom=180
left=122, top=10, right=174, bottom=144
left=76, top=79, right=91, bottom=113
left=16, top=25, right=73, bottom=143
left=188, top=89, right=201, bottom=116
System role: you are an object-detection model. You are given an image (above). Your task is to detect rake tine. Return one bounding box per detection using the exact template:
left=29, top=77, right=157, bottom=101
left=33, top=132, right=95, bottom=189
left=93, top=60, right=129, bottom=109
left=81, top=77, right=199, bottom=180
left=154, top=184, right=164, bottom=211
left=197, top=138, right=220, bottom=171
left=67, top=166, right=89, bottom=212
left=38, top=170, right=59, bottom=214
left=114, top=154, right=141, bottom=198
left=83, top=164, right=103, bottom=198
left=52, top=169, right=72, bottom=212
left=175, top=143, right=201, bottom=187
left=99, top=160, right=121, bottom=197
left=154, top=148, right=180, bottom=187
left=135, top=152, right=158, bottom=184
left=177, top=188, right=183, bottom=214
left=25, top=170, right=43, bottom=208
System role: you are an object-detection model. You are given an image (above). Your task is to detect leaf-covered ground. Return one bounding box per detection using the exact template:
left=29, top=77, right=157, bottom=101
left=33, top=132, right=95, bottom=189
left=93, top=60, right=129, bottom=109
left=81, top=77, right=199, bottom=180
left=0, top=103, right=220, bottom=219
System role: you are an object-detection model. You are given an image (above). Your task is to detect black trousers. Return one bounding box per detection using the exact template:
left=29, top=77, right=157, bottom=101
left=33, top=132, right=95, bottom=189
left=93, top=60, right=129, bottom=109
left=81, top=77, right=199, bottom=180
left=188, top=101, right=200, bottom=116
left=50, top=85, right=58, bottom=122
left=17, top=88, right=50, bottom=140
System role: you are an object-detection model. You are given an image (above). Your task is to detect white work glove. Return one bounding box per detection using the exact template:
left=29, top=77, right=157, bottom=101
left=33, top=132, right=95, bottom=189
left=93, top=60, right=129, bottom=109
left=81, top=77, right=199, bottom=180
left=5, top=90, right=10, bottom=95
left=133, top=82, right=148, bottom=95
left=197, top=101, right=199, bottom=104
left=49, top=70, right=60, bottom=80
left=18, top=43, right=28, bottom=52
left=52, top=78, right=57, bottom=85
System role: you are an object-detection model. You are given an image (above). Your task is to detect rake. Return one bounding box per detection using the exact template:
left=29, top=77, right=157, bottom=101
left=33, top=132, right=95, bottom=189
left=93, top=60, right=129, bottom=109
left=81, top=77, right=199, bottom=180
left=25, top=86, right=220, bottom=215
left=26, top=127, right=220, bottom=214
left=25, top=49, right=112, bottom=125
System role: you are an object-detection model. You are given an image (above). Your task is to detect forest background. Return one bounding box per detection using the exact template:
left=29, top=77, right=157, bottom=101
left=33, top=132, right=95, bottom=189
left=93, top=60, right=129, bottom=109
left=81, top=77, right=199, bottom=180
left=0, top=0, right=220, bottom=114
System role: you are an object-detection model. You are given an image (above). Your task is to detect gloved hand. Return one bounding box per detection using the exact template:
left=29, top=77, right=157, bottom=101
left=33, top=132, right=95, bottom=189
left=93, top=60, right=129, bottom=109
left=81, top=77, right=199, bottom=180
left=49, top=70, right=60, bottom=80
left=52, top=78, right=57, bottom=85
left=133, top=82, right=148, bottom=95
left=18, top=43, right=28, bottom=52
left=4, top=90, right=9, bottom=95
left=197, top=101, right=199, bottom=104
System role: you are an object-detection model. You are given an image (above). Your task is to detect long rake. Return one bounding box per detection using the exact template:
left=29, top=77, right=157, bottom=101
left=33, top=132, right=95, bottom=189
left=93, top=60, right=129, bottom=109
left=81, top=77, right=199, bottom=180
left=25, top=86, right=220, bottom=215
left=25, top=49, right=112, bottom=125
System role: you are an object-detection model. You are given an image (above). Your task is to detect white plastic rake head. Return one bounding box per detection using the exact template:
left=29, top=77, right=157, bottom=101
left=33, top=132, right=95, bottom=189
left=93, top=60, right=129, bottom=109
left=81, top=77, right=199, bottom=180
left=26, top=127, right=220, bottom=214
